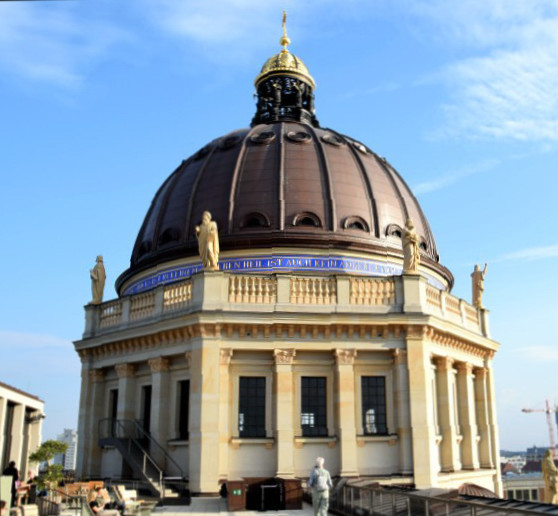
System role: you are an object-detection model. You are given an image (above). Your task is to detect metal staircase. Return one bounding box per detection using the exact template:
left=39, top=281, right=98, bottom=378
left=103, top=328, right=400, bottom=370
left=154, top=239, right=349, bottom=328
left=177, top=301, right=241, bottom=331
left=98, top=418, right=186, bottom=498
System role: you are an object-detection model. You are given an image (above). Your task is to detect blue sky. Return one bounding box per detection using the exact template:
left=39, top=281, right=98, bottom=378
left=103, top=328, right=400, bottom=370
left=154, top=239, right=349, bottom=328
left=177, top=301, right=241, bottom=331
left=1, top=0, right=557, bottom=451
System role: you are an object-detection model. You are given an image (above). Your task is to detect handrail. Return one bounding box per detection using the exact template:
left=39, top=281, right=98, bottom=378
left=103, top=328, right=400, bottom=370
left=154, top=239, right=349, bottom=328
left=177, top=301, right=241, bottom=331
left=130, top=419, right=185, bottom=480
left=98, top=418, right=163, bottom=494
left=98, top=418, right=185, bottom=480
left=329, top=483, right=554, bottom=516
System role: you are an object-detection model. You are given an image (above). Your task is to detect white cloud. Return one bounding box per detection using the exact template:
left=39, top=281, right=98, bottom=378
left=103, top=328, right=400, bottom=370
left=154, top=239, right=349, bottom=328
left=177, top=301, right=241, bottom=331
left=0, top=331, right=71, bottom=349
left=413, top=159, right=498, bottom=195
left=409, top=0, right=558, bottom=142
left=512, top=345, right=558, bottom=362
left=495, top=244, right=558, bottom=263
left=0, top=3, right=129, bottom=87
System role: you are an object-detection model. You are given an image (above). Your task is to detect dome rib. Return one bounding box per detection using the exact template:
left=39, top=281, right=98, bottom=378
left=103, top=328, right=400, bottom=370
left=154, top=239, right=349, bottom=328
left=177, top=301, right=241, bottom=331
left=338, top=130, right=381, bottom=238
left=278, top=124, right=286, bottom=230
left=228, top=129, right=252, bottom=233
left=307, top=124, right=336, bottom=231
left=184, top=143, right=218, bottom=243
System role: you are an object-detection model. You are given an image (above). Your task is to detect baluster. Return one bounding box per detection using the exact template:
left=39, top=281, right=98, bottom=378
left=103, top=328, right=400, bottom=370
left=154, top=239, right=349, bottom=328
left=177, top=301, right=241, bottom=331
left=229, top=277, right=236, bottom=302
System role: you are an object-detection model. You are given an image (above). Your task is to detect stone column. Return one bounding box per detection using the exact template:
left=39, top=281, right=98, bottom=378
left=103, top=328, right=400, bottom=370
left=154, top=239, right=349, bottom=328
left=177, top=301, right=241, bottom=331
left=406, top=326, right=438, bottom=488
left=26, top=416, right=42, bottom=477
left=456, top=363, right=479, bottom=470
left=189, top=335, right=221, bottom=494
left=474, top=367, right=493, bottom=468
left=115, top=364, right=136, bottom=421
left=76, top=363, right=92, bottom=478
left=274, top=348, right=296, bottom=478
left=218, top=349, right=233, bottom=481
left=393, top=349, right=413, bottom=475
left=0, top=396, right=6, bottom=455
left=485, top=359, right=503, bottom=496
left=434, top=357, right=460, bottom=472
left=148, top=357, right=170, bottom=468
left=9, top=404, right=25, bottom=465
left=88, top=369, right=105, bottom=476
left=334, top=349, right=358, bottom=477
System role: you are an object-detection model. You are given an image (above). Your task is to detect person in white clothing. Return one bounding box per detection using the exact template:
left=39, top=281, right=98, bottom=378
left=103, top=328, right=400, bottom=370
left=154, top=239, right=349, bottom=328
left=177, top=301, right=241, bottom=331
left=308, top=457, right=333, bottom=516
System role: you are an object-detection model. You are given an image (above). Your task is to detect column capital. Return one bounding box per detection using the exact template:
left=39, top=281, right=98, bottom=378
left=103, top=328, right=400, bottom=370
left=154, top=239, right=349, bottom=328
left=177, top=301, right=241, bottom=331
left=406, top=325, right=427, bottom=340
left=185, top=351, right=191, bottom=370
left=148, top=357, right=170, bottom=373
left=392, top=348, right=407, bottom=364
left=88, top=369, right=104, bottom=382
left=115, top=363, right=135, bottom=379
left=274, top=348, right=296, bottom=365
left=474, top=366, right=488, bottom=378
left=334, top=349, right=357, bottom=366
left=456, top=362, right=474, bottom=375
left=433, top=356, right=454, bottom=372
left=220, top=348, right=233, bottom=366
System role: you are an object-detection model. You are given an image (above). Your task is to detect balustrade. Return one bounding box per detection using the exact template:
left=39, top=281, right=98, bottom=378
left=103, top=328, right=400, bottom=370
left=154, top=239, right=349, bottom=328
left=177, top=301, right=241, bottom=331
left=163, top=280, right=192, bottom=311
left=349, top=278, right=395, bottom=305
left=290, top=277, right=336, bottom=304
left=99, top=300, right=122, bottom=328
left=228, top=275, right=276, bottom=304
left=130, top=292, right=155, bottom=320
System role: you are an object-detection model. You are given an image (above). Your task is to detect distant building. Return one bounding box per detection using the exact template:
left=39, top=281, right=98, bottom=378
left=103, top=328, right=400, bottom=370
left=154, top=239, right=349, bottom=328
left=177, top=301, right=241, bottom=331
left=526, top=446, right=556, bottom=461
left=500, top=455, right=526, bottom=473
left=0, top=381, right=44, bottom=479
left=53, top=429, right=78, bottom=471
left=502, top=473, right=544, bottom=502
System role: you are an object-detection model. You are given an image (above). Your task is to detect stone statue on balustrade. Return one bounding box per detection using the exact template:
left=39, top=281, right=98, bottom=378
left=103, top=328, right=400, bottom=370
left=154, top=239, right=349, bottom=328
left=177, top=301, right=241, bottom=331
left=471, top=263, right=488, bottom=308
left=90, top=255, right=106, bottom=305
left=542, top=450, right=558, bottom=504
left=195, top=211, right=220, bottom=270
left=402, top=218, right=420, bottom=274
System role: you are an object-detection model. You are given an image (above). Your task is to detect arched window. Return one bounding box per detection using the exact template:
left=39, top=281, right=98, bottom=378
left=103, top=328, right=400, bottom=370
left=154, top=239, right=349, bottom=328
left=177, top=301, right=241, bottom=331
left=159, top=227, right=181, bottom=245
left=293, top=212, right=321, bottom=228
left=385, top=224, right=403, bottom=239
left=240, top=212, right=270, bottom=228
left=343, top=216, right=370, bottom=232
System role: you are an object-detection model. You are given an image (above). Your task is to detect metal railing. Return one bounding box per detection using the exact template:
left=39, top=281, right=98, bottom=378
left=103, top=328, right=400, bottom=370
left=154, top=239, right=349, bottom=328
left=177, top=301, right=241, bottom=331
left=329, top=484, right=557, bottom=516
left=98, top=418, right=186, bottom=496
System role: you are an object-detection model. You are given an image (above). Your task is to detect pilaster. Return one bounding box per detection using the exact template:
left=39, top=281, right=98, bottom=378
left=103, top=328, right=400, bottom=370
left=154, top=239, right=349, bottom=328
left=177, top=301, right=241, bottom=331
left=393, top=349, right=412, bottom=475
left=485, top=360, right=503, bottom=496
left=9, top=404, right=25, bottom=465
left=406, top=326, right=437, bottom=488
left=148, top=357, right=170, bottom=467
left=189, top=337, right=221, bottom=494
left=456, top=363, right=479, bottom=470
left=474, top=367, right=493, bottom=469
left=274, top=348, right=296, bottom=478
left=402, top=274, right=426, bottom=313
left=434, top=356, right=460, bottom=472
left=88, top=369, right=105, bottom=475
left=334, top=349, right=358, bottom=477
left=218, top=349, right=233, bottom=480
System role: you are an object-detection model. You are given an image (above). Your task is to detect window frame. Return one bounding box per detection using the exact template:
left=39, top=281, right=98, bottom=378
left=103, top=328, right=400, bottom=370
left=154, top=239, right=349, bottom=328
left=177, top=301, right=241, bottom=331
left=238, top=376, right=267, bottom=438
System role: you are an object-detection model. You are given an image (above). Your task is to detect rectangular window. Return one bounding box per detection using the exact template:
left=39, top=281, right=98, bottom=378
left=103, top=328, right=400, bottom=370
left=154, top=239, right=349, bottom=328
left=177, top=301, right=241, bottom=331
left=531, top=489, right=538, bottom=501
left=178, top=380, right=189, bottom=440
left=301, top=377, right=327, bottom=437
left=361, top=376, right=387, bottom=435
left=141, top=385, right=152, bottom=433
left=238, top=377, right=266, bottom=437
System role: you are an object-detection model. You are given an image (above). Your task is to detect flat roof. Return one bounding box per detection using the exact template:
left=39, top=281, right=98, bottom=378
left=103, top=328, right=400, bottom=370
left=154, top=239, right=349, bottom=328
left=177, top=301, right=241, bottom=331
left=0, top=380, right=43, bottom=402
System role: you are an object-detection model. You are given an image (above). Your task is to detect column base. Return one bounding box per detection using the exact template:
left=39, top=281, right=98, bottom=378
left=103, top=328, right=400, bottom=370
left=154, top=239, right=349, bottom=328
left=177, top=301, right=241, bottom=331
left=339, top=471, right=359, bottom=478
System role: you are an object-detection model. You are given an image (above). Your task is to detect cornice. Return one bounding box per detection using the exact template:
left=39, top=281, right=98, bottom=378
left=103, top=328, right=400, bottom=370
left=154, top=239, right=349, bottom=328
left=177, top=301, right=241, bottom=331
left=77, top=321, right=495, bottom=362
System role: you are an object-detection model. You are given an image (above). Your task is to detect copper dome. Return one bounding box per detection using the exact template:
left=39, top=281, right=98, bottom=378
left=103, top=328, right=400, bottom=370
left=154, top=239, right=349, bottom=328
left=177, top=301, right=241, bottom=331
left=116, top=122, right=452, bottom=292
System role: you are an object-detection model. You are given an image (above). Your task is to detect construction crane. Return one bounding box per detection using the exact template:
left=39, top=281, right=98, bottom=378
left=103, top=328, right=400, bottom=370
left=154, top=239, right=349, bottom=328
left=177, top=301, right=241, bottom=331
left=522, top=400, right=558, bottom=458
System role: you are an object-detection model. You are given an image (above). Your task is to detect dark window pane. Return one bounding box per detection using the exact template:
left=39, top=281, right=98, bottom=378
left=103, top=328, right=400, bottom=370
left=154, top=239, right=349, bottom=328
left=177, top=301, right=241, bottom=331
left=178, top=380, right=189, bottom=439
left=239, top=377, right=266, bottom=437
left=301, top=377, right=327, bottom=437
left=361, top=376, right=387, bottom=435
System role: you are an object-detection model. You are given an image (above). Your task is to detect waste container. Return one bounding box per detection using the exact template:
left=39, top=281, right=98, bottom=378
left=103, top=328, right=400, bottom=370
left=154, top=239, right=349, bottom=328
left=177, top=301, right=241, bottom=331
left=282, top=478, right=303, bottom=510
left=227, top=481, right=247, bottom=511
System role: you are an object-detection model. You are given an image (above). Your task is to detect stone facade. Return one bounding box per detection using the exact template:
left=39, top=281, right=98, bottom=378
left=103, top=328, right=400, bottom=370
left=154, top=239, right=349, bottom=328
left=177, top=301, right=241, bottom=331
left=74, top=261, right=502, bottom=495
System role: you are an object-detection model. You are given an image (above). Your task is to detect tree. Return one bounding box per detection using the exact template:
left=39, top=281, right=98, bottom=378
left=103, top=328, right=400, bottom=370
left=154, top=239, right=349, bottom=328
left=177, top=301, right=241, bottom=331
left=28, top=440, right=68, bottom=493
